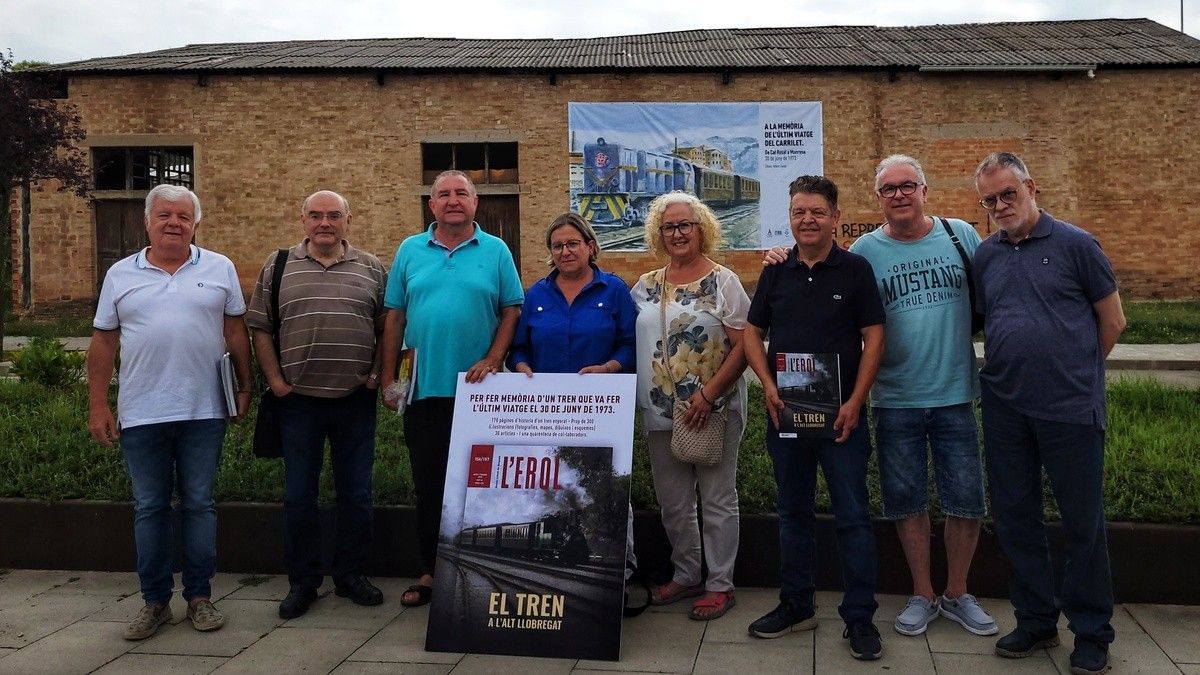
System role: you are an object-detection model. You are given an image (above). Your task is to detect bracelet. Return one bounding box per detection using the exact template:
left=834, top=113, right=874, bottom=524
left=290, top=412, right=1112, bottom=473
left=699, top=388, right=713, bottom=405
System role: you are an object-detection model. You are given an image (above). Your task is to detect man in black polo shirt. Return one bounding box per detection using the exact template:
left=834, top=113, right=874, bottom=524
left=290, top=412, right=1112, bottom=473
left=744, top=175, right=886, bottom=661
left=973, top=152, right=1126, bottom=675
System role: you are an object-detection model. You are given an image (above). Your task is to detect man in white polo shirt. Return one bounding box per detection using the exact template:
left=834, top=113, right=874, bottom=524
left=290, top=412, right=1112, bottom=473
left=87, top=184, right=252, bottom=641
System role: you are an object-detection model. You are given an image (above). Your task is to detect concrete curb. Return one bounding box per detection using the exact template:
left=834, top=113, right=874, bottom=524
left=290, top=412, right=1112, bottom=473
left=2, top=499, right=1196, bottom=605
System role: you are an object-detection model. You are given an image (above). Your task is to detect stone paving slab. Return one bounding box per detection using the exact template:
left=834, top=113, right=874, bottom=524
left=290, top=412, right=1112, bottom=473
left=0, top=620, right=133, bottom=675
left=40, top=571, right=138, bottom=598
left=932, top=652, right=1059, bottom=673
left=575, top=609, right=704, bottom=672
left=0, top=570, right=82, bottom=611
left=693, top=639, right=811, bottom=674
left=1087, top=605, right=1186, bottom=673
left=454, top=653, right=576, bottom=674
left=347, top=606, right=461, bottom=665
left=1124, top=603, right=1200, bottom=664
left=2, top=572, right=1199, bottom=674
left=91, top=652, right=228, bottom=675
left=209, top=626, right=374, bottom=675
left=331, top=663, right=452, bottom=675
left=0, top=592, right=113, bottom=649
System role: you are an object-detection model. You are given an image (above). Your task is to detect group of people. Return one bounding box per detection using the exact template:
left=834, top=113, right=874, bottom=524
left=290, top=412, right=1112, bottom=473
left=87, top=152, right=1123, bottom=675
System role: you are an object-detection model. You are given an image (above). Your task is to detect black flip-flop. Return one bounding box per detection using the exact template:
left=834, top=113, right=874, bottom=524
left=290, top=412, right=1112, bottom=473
left=400, top=584, right=432, bottom=607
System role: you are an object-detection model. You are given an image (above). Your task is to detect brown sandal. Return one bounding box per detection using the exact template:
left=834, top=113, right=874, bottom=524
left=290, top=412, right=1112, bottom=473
left=689, top=591, right=736, bottom=621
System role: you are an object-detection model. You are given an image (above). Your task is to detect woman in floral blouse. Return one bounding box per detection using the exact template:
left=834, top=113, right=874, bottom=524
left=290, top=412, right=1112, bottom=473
left=632, top=191, right=750, bottom=621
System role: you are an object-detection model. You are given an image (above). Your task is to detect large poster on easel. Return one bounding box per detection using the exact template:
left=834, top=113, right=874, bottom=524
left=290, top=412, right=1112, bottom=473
left=425, top=372, right=637, bottom=661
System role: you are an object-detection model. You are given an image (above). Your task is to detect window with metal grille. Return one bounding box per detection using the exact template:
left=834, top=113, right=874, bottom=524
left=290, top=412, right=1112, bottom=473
left=93, top=147, right=194, bottom=190
left=421, top=142, right=518, bottom=186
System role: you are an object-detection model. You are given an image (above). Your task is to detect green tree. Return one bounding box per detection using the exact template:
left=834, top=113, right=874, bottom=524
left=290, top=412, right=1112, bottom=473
left=0, top=50, right=90, bottom=344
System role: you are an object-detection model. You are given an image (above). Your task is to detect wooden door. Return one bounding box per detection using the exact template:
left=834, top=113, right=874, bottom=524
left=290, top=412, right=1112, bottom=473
left=95, top=200, right=147, bottom=289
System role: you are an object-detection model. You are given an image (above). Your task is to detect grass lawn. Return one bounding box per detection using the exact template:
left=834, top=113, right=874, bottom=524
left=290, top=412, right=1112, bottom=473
left=3, top=379, right=1196, bottom=524
left=1120, top=299, right=1200, bottom=344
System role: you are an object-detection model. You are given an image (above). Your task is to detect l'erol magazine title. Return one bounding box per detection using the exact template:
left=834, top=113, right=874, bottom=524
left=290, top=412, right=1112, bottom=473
left=775, top=352, right=841, bottom=438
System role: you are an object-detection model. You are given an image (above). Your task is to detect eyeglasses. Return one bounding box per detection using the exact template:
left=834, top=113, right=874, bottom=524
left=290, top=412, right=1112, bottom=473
left=550, top=239, right=586, bottom=254
left=877, top=182, right=924, bottom=198
left=978, top=188, right=1019, bottom=210
left=306, top=211, right=345, bottom=223
left=659, top=221, right=697, bottom=236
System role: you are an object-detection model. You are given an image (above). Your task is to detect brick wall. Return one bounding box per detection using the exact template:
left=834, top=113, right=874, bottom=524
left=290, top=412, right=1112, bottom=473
left=14, top=66, right=1200, bottom=309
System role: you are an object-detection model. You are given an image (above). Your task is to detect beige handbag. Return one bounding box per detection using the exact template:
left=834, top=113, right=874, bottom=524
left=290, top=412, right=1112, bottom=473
left=659, top=269, right=727, bottom=466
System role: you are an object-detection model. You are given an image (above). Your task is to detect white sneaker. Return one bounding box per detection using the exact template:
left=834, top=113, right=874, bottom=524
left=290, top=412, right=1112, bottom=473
left=939, top=593, right=998, bottom=636
left=895, top=595, right=938, bottom=636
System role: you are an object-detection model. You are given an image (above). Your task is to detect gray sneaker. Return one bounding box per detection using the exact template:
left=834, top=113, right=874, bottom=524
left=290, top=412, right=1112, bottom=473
left=124, top=602, right=172, bottom=640
left=939, top=593, right=999, bottom=636
left=895, top=595, right=938, bottom=636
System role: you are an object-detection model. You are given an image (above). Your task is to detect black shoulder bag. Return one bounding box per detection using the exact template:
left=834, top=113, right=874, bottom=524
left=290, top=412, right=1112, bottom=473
left=252, top=249, right=290, bottom=458
left=937, top=217, right=985, bottom=335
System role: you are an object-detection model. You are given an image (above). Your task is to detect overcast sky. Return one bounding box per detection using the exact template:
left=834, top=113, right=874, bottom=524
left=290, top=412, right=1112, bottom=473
left=3, top=0, right=1196, bottom=64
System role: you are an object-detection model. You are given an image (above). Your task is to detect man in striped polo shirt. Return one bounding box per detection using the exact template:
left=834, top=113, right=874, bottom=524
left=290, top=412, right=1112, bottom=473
left=248, top=190, right=388, bottom=619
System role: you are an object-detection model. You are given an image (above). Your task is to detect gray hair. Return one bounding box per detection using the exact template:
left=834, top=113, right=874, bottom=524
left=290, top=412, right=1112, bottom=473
left=874, top=154, right=927, bottom=190
left=431, top=169, right=476, bottom=196
left=145, top=184, right=201, bottom=222
left=301, top=190, right=351, bottom=215
left=974, top=152, right=1031, bottom=183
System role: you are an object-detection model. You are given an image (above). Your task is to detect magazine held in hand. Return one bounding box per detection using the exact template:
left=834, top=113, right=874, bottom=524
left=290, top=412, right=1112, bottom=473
left=774, top=352, right=841, bottom=438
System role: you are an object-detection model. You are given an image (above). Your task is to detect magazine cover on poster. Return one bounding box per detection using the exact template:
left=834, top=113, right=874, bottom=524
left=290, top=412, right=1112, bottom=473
left=567, top=101, right=823, bottom=251
left=426, top=372, right=637, bottom=661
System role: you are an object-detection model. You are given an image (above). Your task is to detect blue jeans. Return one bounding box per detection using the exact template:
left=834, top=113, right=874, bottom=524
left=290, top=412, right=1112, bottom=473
left=766, top=416, right=878, bottom=624
left=121, top=418, right=226, bottom=605
left=278, top=386, right=377, bottom=589
left=981, top=387, right=1114, bottom=644
left=874, top=403, right=986, bottom=519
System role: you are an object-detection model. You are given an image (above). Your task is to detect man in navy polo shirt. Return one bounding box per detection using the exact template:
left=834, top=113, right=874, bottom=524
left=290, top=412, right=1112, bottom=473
left=744, top=175, right=886, bottom=661
left=973, top=152, right=1126, bottom=675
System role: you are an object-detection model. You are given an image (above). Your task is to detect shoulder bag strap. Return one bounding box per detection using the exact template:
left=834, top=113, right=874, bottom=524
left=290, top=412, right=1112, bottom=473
left=937, top=217, right=983, bottom=331
left=938, top=217, right=972, bottom=274
left=269, top=248, right=288, bottom=360
left=657, top=267, right=671, bottom=379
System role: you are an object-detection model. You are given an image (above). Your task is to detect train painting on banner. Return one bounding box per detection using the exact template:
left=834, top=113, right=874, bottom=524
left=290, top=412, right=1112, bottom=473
left=568, top=102, right=822, bottom=250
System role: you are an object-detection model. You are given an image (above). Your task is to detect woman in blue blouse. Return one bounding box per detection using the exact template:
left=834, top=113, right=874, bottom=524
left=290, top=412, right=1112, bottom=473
left=508, top=213, right=637, bottom=375
left=508, top=213, right=642, bottom=606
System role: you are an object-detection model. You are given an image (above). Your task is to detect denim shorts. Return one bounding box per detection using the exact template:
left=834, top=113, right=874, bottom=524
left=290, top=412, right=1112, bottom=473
left=873, top=403, right=986, bottom=519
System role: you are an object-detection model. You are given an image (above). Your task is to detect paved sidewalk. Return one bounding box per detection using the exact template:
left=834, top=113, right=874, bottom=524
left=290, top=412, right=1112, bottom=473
left=1, top=570, right=1197, bottom=674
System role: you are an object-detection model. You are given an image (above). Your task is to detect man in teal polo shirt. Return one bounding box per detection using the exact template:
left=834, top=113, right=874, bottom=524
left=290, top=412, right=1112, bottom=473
left=379, top=170, right=524, bottom=607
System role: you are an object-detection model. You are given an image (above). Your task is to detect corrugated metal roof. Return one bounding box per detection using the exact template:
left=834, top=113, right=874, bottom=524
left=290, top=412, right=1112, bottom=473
left=34, top=18, right=1200, bottom=74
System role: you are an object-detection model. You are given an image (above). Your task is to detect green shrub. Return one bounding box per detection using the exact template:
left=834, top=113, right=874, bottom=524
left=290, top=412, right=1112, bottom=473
left=9, top=337, right=86, bottom=388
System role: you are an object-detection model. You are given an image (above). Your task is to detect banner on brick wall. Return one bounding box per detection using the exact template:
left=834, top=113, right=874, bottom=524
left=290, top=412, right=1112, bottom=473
left=568, top=101, right=823, bottom=251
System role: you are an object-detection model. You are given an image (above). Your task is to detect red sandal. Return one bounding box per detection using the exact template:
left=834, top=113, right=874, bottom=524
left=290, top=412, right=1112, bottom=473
left=689, top=591, right=736, bottom=621
left=650, top=581, right=704, bottom=606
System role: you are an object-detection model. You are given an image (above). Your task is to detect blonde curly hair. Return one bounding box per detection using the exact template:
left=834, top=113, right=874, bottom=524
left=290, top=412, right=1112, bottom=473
left=642, top=191, right=724, bottom=257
